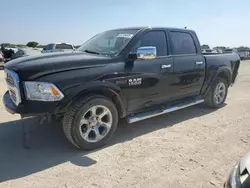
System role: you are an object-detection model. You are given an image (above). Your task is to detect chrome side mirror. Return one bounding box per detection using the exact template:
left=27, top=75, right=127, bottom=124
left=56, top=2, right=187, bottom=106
left=136, top=46, right=156, bottom=60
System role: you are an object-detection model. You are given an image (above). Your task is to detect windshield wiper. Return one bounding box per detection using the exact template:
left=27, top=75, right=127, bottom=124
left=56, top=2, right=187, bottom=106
left=83, top=50, right=100, bottom=55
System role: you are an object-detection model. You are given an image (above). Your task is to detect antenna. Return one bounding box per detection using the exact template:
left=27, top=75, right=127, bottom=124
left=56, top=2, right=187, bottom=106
left=184, top=26, right=187, bottom=29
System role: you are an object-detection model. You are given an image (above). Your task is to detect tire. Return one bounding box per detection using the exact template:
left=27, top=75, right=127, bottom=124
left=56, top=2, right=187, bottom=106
left=63, top=95, right=118, bottom=150
left=204, top=77, right=228, bottom=108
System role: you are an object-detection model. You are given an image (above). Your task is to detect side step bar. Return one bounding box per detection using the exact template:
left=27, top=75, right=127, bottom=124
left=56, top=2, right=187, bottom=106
left=127, top=98, right=204, bottom=124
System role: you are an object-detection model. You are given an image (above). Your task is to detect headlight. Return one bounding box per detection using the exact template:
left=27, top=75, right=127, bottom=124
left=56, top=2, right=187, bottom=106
left=24, top=82, right=64, bottom=101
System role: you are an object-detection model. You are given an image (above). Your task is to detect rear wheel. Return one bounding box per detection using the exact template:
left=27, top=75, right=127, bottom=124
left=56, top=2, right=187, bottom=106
left=63, top=95, right=118, bottom=150
left=204, top=77, right=228, bottom=108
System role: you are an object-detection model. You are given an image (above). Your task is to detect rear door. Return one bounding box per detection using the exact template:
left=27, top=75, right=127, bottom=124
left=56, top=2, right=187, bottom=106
left=125, top=30, right=174, bottom=112
left=169, top=30, right=205, bottom=99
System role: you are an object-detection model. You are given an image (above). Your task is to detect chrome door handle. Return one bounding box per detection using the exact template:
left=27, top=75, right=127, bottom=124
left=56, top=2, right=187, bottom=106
left=196, top=61, right=203, bottom=65
left=161, top=64, right=171, bottom=69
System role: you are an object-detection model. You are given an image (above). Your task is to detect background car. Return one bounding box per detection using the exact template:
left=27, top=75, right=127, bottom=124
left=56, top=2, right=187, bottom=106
left=10, top=47, right=41, bottom=60
left=0, top=51, right=5, bottom=69
left=5, top=47, right=18, bottom=53
left=41, top=43, right=75, bottom=53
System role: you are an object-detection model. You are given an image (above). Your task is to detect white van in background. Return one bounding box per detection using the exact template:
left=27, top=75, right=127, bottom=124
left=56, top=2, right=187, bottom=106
left=42, top=43, right=75, bottom=53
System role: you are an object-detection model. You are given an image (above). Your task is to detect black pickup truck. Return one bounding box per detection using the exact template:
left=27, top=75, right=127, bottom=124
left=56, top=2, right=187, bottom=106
left=3, top=27, right=240, bottom=150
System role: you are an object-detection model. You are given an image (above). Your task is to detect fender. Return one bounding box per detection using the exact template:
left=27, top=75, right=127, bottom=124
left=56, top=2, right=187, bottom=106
left=201, top=66, right=232, bottom=97
left=213, top=66, right=232, bottom=84
left=57, top=80, right=127, bottom=117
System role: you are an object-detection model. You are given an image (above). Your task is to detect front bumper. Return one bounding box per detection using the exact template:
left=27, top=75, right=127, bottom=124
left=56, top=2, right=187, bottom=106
left=3, top=91, right=60, bottom=116
left=3, top=91, right=17, bottom=114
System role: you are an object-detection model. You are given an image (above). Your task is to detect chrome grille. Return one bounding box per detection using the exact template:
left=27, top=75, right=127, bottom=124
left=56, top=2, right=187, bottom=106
left=9, top=89, right=17, bottom=102
left=6, top=74, right=15, bottom=86
left=5, top=69, right=21, bottom=105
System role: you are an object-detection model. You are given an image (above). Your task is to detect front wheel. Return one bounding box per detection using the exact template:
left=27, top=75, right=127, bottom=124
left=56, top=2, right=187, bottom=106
left=63, top=95, right=118, bottom=150
left=204, top=77, right=228, bottom=108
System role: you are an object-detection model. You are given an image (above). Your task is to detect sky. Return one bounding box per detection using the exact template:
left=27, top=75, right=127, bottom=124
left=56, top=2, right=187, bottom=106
left=1, top=0, right=250, bottom=48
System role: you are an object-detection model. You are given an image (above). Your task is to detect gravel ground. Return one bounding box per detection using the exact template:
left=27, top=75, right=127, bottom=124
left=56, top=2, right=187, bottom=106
left=0, top=60, right=249, bottom=188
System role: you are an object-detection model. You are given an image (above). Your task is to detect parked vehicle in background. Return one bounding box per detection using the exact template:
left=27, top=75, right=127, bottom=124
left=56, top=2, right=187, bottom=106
left=0, top=51, right=5, bottom=69
left=224, top=49, right=234, bottom=53
left=1, top=44, right=15, bottom=63
left=202, top=49, right=218, bottom=54
left=10, top=47, right=41, bottom=60
left=238, top=50, right=250, bottom=60
left=41, top=43, right=75, bottom=53
left=225, top=152, right=250, bottom=188
left=5, top=47, right=18, bottom=54
left=3, top=27, right=240, bottom=150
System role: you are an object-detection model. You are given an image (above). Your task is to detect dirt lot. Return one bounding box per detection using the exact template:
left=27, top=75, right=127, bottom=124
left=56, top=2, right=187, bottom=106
left=0, top=60, right=249, bottom=188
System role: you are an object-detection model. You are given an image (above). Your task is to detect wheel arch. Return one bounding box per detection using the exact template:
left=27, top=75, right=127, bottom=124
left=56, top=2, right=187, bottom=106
left=215, top=68, right=232, bottom=86
left=75, top=88, right=126, bottom=118
left=202, top=66, right=232, bottom=97
left=58, top=81, right=127, bottom=118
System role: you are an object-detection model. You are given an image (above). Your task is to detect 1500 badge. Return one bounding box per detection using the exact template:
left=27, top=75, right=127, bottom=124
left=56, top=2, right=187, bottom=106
left=128, top=78, right=142, bottom=86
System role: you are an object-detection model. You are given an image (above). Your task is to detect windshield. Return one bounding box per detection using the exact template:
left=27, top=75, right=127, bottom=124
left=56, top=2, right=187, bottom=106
left=77, top=29, right=139, bottom=56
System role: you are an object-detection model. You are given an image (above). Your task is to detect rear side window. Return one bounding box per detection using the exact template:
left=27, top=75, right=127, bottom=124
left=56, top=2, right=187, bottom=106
left=56, top=44, right=73, bottom=50
left=170, top=32, right=196, bottom=55
left=133, top=31, right=168, bottom=56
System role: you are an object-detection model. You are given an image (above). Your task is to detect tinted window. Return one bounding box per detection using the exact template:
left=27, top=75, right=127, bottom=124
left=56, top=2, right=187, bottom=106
left=48, top=44, right=54, bottom=50
left=45, top=44, right=53, bottom=50
left=170, top=32, right=196, bottom=55
left=133, top=31, right=167, bottom=56
left=56, top=44, right=73, bottom=50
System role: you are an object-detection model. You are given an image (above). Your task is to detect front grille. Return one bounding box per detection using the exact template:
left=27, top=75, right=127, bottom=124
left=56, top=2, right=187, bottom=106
left=5, top=70, right=21, bottom=105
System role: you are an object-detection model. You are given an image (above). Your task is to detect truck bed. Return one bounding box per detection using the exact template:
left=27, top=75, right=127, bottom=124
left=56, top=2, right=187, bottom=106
left=204, top=52, right=240, bottom=84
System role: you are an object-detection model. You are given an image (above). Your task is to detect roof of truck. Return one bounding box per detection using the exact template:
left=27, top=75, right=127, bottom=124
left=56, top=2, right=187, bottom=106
left=111, top=26, right=195, bottom=33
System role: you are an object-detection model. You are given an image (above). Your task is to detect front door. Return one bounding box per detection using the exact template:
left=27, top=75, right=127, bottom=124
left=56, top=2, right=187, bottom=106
left=169, top=31, right=206, bottom=100
left=125, top=30, right=174, bottom=112
left=42, top=44, right=53, bottom=53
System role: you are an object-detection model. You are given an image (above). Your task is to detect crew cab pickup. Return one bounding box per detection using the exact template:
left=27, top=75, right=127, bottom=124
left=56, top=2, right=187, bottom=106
left=3, top=27, right=240, bottom=150
left=41, top=43, right=75, bottom=53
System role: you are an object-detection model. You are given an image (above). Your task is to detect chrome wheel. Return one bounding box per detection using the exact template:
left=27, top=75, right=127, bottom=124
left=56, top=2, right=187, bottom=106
left=79, top=105, right=112, bottom=143
left=214, top=82, right=226, bottom=104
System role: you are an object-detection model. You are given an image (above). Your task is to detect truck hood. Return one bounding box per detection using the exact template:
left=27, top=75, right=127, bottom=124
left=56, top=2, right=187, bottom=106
left=4, top=52, right=112, bottom=80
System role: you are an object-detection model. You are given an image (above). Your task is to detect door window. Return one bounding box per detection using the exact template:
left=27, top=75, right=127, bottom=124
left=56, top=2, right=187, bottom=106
left=133, top=31, right=168, bottom=56
left=47, top=44, right=53, bottom=50
left=170, top=32, right=196, bottom=55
